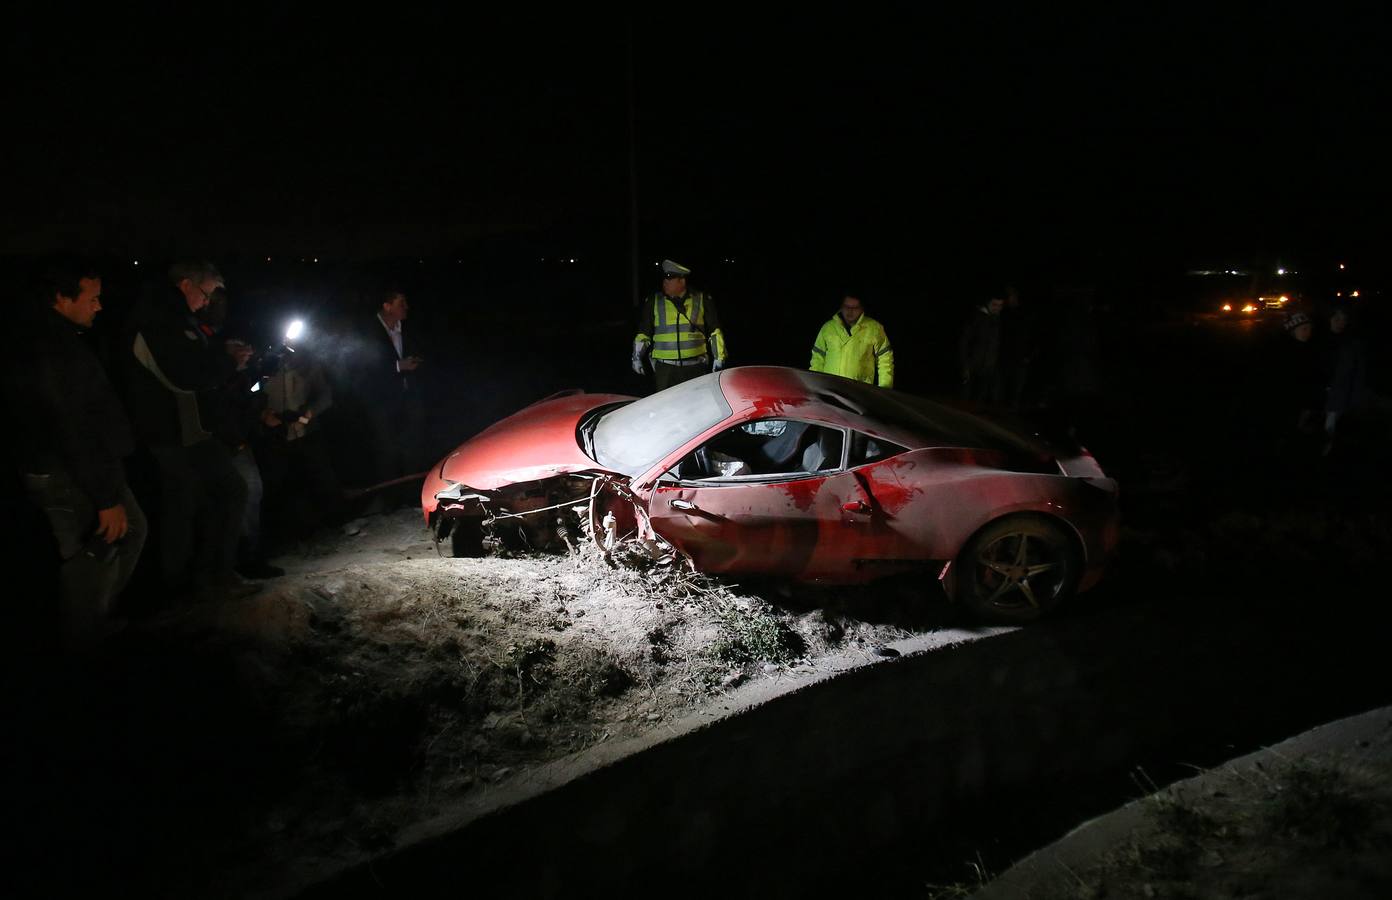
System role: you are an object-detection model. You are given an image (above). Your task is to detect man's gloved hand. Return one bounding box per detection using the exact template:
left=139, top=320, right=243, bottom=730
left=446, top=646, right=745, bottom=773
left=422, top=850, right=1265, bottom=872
left=631, top=339, right=650, bottom=376
left=712, top=358, right=727, bottom=372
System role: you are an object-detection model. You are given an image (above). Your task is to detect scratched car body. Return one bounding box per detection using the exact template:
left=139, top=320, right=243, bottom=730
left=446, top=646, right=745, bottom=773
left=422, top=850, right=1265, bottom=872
left=422, top=367, right=1119, bottom=622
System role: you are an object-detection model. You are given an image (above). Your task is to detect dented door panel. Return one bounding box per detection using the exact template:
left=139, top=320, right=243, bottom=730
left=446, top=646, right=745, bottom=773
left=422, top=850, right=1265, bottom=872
left=648, top=465, right=934, bottom=581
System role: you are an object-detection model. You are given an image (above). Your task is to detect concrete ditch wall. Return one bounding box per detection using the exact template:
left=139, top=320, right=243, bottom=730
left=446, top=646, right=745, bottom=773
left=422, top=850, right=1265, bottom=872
left=301, top=601, right=1392, bottom=897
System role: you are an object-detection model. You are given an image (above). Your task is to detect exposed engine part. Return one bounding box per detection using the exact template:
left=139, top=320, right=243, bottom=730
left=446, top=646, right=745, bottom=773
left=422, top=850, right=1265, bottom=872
left=430, top=472, right=676, bottom=565
left=432, top=474, right=596, bottom=557
left=601, top=510, right=617, bottom=552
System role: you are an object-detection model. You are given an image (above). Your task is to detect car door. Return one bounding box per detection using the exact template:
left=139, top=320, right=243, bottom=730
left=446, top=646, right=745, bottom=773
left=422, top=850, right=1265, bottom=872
left=646, top=419, right=912, bottom=580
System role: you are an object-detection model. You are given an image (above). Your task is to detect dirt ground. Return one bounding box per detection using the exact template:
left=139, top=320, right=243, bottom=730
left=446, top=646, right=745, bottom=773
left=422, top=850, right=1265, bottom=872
left=7, top=506, right=947, bottom=899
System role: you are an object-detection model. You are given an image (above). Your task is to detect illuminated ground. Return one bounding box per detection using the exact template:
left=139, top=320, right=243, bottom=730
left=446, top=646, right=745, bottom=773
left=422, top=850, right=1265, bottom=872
left=4, top=506, right=951, bottom=898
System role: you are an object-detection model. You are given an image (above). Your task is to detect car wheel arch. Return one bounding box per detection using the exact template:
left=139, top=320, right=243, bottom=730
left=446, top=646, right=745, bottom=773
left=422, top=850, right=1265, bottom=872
left=943, top=510, right=1087, bottom=622
left=954, top=509, right=1087, bottom=568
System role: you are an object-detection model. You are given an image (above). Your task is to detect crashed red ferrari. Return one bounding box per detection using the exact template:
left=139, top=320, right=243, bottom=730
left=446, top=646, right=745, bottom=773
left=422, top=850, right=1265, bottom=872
left=422, top=367, right=1118, bottom=622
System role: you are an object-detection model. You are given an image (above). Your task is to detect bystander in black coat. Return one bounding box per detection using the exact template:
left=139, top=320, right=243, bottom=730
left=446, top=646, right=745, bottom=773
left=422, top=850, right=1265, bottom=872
left=6, top=274, right=147, bottom=650
left=121, top=265, right=253, bottom=601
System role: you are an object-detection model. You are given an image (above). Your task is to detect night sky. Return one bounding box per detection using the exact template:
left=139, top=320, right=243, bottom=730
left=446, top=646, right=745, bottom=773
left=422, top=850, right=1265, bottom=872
left=5, top=8, right=1388, bottom=267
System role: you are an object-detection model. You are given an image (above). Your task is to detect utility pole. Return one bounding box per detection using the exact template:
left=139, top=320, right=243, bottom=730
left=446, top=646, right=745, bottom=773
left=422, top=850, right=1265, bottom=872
left=626, top=18, right=641, bottom=308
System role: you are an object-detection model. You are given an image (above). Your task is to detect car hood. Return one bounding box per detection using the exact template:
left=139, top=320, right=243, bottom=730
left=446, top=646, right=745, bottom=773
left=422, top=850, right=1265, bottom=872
left=437, top=391, right=634, bottom=491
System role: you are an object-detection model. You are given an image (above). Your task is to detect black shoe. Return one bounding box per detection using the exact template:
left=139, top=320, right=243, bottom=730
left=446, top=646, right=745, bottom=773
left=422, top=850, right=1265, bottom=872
left=236, top=559, right=286, bottom=579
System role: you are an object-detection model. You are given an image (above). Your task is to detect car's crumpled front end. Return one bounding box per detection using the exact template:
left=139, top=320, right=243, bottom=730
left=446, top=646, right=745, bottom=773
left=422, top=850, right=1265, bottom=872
left=428, top=473, right=615, bottom=557
left=420, top=390, right=640, bottom=557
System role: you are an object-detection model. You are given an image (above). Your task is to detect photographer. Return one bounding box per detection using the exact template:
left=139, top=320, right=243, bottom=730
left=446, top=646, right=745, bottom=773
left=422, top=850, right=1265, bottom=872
left=124, top=261, right=255, bottom=603
left=254, top=319, right=343, bottom=541
left=194, top=289, right=283, bottom=580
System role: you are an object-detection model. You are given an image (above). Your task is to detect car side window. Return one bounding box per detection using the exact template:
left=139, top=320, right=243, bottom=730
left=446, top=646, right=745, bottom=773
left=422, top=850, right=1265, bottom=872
left=847, top=430, right=907, bottom=468
left=674, top=419, right=845, bottom=480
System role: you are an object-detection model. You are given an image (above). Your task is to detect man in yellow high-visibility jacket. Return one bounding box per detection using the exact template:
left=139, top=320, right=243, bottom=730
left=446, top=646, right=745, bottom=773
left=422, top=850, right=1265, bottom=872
left=632, top=259, right=729, bottom=391
left=809, top=294, right=894, bottom=388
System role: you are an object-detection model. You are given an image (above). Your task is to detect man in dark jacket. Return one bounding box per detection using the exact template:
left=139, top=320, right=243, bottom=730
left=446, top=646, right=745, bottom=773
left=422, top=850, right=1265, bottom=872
left=124, top=261, right=255, bottom=603
left=355, top=286, right=427, bottom=499
left=1274, top=310, right=1326, bottom=463
left=198, top=288, right=283, bottom=579
left=998, top=286, right=1037, bottom=409
left=1322, top=305, right=1369, bottom=445
left=7, top=261, right=147, bottom=649
left=959, top=291, right=1006, bottom=405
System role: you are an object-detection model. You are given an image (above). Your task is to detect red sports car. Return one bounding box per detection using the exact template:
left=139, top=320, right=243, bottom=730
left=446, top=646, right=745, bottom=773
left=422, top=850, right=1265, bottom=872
left=422, top=367, right=1118, bottom=623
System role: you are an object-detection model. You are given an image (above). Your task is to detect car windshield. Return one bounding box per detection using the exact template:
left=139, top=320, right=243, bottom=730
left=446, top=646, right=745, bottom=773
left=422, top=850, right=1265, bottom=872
left=591, top=374, right=733, bottom=476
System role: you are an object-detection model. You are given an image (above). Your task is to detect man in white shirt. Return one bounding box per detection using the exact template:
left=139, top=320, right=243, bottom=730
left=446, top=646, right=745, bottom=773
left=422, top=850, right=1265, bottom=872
left=356, top=288, right=428, bottom=503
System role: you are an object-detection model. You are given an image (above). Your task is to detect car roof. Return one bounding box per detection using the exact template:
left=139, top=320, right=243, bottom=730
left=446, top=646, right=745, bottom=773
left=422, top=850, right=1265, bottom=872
left=717, top=367, right=1053, bottom=459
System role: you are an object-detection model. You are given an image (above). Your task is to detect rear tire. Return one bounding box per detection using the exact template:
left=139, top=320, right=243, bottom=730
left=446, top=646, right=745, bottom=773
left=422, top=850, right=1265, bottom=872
left=948, top=516, right=1080, bottom=624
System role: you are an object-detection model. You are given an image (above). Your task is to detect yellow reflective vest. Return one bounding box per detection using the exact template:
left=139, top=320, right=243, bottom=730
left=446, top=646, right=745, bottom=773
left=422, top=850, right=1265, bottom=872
left=635, top=292, right=727, bottom=364
left=809, top=314, right=894, bottom=387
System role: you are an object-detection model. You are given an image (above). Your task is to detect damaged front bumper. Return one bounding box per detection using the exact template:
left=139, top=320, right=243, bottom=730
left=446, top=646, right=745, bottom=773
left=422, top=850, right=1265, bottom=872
left=427, top=473, right=671, bottom=562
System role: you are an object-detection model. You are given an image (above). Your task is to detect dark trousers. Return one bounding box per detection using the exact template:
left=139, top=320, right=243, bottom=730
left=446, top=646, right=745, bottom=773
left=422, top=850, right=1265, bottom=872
left=366, top=392, right=427, bottom=484
left=148, top=439, right=248, bottom=591
left=962, top=369, right=1001, bottom=407
left=258, top=431, right=343, bottom=538
left=652, top=361, right=711, bottom=392
left=22, top=470, right=147, bottom=650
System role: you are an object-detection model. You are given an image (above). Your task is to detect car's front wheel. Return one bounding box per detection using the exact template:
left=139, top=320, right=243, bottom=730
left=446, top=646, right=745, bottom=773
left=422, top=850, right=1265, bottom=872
left=947, top=515, right=1080, bottom=624
left=432, top=515, right=484, bottom=558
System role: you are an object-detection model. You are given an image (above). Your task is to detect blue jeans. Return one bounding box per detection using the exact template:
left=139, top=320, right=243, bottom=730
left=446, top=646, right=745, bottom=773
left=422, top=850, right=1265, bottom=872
left=22, top=469, right=147, bottom=650
left=230, top=446, right=264, bottom=557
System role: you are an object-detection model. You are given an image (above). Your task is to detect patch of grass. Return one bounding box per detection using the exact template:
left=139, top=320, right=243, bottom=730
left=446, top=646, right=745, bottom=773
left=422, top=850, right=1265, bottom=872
left=1022, top=756, right=1392, bottom=900
left=1266, top=762, right=1383, bottom=850
left=503, top=637, right=557, bottom=697
left=708, top=598, right=805, bottom=666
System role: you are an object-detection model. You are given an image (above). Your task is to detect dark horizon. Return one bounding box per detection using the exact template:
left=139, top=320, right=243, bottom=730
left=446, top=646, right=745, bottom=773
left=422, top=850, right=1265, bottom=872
left=5, top=10, right=1388, bottom=267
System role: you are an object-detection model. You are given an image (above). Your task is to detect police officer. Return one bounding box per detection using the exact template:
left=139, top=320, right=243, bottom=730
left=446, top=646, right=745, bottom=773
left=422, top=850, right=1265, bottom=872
left=809, top=294, right=894, bottom=387
left=632, top=259, right=729, bottom=391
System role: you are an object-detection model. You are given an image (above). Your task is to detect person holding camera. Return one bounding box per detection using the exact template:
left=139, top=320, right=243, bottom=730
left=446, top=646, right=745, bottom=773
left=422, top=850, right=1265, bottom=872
left=6, top=259, right=147, bottom=650
left=253, top=322, right=342, bottom=541
left=124, top=261, right=256, bottom=604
